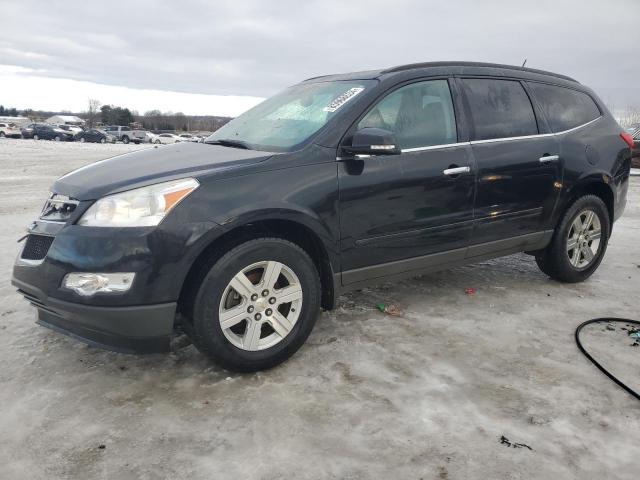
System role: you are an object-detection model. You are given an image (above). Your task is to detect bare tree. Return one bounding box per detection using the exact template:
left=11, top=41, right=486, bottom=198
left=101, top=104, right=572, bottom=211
left=619, top=104, right=640, bottom=128
left=86, top=98, right=100, bottom=128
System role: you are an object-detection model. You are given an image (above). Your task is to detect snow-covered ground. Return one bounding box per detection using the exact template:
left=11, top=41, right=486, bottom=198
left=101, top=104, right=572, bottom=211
left=0, top=138, right=639, bottom=479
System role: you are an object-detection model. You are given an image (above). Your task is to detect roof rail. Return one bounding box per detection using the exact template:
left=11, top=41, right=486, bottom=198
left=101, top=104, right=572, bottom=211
left=381, top=61, right=579, bottom=83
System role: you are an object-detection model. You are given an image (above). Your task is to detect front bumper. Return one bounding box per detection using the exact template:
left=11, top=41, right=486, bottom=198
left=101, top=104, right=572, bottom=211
left=13, top=276, right=176, bottom=353
left=11, top=198, right=224, bottom=353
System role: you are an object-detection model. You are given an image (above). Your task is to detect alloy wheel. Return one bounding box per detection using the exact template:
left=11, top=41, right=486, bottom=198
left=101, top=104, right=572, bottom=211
left=566, top=209, right=602, bottom=269
left=218, top=260, right=303, bottom=351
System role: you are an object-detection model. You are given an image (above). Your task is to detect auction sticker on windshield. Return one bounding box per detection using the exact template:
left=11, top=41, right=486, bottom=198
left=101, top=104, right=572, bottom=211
left=323, top=87, right=365, bottom=113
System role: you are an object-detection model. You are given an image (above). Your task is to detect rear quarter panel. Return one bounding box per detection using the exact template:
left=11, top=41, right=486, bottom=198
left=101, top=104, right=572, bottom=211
left=554, top=115, right=630, bottom=225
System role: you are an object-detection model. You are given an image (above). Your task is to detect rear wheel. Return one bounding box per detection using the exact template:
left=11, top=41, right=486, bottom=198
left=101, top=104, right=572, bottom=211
left=79, top=137, right=86, bottom=143
left=0, top=131, right=5, bottom=138
left=33, top=134, right=39, bottom=140
left=535, top=195, right=610, bottom=283
left=100, top=137, right=106, bottom=144
left=122, top=136, right=130, bottom=144
left=54, top=135, right=61, bottom=141
left=187, top=238, right=321, bottom=372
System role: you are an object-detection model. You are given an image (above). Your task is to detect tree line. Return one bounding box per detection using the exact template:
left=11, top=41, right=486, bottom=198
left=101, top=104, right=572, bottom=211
left=0, top=100, right=232, bottom=133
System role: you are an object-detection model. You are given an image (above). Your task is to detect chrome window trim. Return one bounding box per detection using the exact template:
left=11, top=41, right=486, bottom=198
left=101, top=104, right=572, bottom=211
left=553, top=115, right=602, bottom=135
left=470, top=132, right=554, bottom=145
left=470, top=116, right=602, bottom=145
left=401, top=142, right=471, bottom=153
left=336, top=116, right=602, bottom=159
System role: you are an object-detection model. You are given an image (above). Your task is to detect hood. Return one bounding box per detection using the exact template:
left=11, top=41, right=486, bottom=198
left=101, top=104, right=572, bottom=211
left=53, top=142, right=274, bottom=200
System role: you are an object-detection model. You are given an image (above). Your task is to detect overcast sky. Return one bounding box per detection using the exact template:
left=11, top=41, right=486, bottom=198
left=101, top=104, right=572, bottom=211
left=1, top=0, right=639, bottom=116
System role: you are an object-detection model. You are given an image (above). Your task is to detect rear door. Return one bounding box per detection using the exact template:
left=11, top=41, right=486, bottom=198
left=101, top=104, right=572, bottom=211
left=459, top=78, right=561, bottom=252
left=338, top=78, right=476, bottom=284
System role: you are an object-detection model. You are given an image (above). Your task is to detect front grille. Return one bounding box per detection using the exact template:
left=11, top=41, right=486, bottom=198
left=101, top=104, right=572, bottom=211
left=21, top=234, right=54, bottom=261
left=40, top=193, right=79, bottom=223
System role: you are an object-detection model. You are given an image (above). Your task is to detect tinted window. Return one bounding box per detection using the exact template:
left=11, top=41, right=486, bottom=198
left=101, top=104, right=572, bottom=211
left=528, top=83, right=600, bottom=132
left=358, top=79, right=457, bottom=149
left=461, top=79, right=538, bottom=140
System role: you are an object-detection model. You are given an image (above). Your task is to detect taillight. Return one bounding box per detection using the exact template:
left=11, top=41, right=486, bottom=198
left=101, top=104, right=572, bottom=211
left=620, top=132, right=635, bottom=149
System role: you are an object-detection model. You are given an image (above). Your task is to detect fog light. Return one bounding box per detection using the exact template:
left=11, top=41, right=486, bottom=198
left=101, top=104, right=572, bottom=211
left=63, top=273, right=135, bottom=296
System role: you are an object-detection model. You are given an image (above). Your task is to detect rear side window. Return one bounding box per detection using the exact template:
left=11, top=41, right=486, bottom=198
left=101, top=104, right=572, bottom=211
left=528, top=83, right=600, bottom=132
left=461, top=79, right=538, bottom=141
left=358, top=79, right=457, bottom=149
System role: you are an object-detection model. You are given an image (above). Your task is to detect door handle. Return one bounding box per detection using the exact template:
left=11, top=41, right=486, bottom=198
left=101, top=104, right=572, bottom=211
left=443, top=166, right=471, bottom=176
left=539, top=155, right=560, bottom=163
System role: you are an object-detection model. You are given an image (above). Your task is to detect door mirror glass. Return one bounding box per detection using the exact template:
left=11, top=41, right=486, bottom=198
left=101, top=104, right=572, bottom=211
left=343, top=127, right=400, bottom=156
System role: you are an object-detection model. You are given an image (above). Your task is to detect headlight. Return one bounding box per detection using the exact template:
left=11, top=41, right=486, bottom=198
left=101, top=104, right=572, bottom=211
left=63, top=272, right=135, bottom=296
left=78, top=178, right=199, bottom=227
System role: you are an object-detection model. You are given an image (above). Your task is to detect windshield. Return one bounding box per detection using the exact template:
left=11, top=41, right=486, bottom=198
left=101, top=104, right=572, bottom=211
left=206, top=80, right=375, bottom=152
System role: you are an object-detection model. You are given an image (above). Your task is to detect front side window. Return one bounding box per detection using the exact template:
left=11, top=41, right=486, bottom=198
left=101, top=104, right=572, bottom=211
left=528, top=83, right=600, bottom=132
left=461, top=78, right=538, bottom=141
left=358, top=79, right=457, bottom=149
left=207, top=80, right=376, bottom=152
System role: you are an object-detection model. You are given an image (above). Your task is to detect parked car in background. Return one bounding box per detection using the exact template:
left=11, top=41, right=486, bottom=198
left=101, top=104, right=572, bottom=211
left=75, top=129, right=115, bottom=144
left=145, top=132, right=160, bottom=144
left=21, top=123, right=44, bottom=139
left=23, top=124, right=74, bottom=141
left=0, top=122, right=22, bottom=138
left=103, top=125, right=146, bottom=144
left=179, top=134, right=201, bottom=142
left=631, top=128, right=640, bottom=169
left=624, top=123, right=640, bottom=134
left=56, top=124, right=84, bottom=136
left=156, top=133, right=183, bottom=144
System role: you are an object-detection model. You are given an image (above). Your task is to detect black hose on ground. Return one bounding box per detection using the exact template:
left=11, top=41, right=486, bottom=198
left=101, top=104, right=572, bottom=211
left=575, top=318, right=640, bottom=401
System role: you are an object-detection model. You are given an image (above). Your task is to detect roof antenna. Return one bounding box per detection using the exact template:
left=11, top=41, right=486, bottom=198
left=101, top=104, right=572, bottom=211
left=521, top=58, right=527, bottom=67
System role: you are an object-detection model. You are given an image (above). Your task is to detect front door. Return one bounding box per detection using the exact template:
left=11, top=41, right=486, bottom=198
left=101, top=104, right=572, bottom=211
left=338, top=79, right=476, bottom=285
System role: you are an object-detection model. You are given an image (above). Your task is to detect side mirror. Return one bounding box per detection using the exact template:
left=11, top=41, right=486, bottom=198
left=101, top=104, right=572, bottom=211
left=342, top=128, right=400, bottom=156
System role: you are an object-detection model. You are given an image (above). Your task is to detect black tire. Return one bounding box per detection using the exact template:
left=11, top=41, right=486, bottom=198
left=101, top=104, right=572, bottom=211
left=0, top=131, right=5, bottom=138
left=54, top=135, right=61, bottom=141
left=33, top=134, right=39, bottom=141
left=187, top=238, right=321, bottom=372
left=535, top=195, right=610, bottom=283
left=122, top=136, right=130, bottom=144
left=100, top=137, right=106, bottom=144
left=79, top=136, right=86, bottom=143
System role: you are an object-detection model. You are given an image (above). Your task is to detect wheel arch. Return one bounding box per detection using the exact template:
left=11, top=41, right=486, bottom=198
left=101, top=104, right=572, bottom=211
left=563, top=176, right=615, bottom=228
left=177, top=216, right=338, bottom=320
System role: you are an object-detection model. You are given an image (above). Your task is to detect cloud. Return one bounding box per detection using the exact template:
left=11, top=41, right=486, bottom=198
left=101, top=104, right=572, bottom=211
left=1, top=0, right=639, bottom=112
left=0, top=65, right=263, bottom=116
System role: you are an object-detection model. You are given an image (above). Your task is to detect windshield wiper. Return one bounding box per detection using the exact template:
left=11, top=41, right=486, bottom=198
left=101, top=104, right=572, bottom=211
left=206, top=139, right=250, bottom=149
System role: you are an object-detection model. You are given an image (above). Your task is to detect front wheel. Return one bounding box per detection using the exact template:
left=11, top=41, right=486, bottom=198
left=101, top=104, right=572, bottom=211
left=0, top=131, right=5, bottom=138
left=122, top=136, right=129, bottom=144
left=33, top=134, right=39, bottom=140
left=187, top=238, right=321, bottom=372
left=79, top=137, right=86, bottom=143
left=536, top=195, right=610, bottom=283
left=100, top=137, right=106, bottom=144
